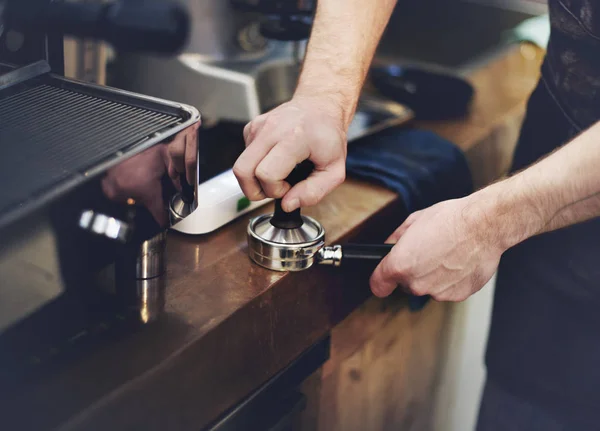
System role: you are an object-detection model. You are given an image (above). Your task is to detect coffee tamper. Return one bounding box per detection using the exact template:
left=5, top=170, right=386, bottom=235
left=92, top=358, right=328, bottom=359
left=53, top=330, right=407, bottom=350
left=247, top=161, right=325, bottom=271
left=247, top=161, right=397, bottom=271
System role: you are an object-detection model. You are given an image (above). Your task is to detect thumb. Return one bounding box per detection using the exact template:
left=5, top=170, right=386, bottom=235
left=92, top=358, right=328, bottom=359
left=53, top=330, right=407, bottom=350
left=370, top=253, right=401, bottom=298
left=282, top=163, right=345, bottom=212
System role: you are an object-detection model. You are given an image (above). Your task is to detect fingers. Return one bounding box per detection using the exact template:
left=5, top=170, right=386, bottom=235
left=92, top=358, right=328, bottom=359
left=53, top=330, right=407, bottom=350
left=255, top=140, right=310, bottom=199
left=387, top=211, right=421, bottom=243
left=234, top=120, right=282, bottom=201
left=281, top=162, right=345, bottom=212
left=369, top=248, right=408, bottom=298
left=243, top=115, right=267, bottom=145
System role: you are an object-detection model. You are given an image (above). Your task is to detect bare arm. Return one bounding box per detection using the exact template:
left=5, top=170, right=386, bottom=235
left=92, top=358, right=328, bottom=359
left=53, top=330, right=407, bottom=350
left=370, top=121, right=600, bottom=301
left=484, top=121, right=600, bottom=249
left=295, top=0, right=399, bottom=126
left=233, top=0, right=398, bottom=212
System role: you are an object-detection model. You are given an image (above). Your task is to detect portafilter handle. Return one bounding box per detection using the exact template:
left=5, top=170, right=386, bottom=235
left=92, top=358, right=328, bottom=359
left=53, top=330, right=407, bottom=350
left=318, top=243, right=431, bottom=311
left=318, top=244, right=394, bottom=266
left=270, top=159, right=315, bottom=229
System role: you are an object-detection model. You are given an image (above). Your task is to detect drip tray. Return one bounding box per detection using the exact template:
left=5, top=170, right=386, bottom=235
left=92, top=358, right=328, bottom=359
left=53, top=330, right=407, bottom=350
left=0, top=61, right=200, bottom=229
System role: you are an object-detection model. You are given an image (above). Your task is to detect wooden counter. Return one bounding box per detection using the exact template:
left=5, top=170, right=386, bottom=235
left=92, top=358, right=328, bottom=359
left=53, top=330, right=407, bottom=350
left=4, top=44, right=543, bottom=431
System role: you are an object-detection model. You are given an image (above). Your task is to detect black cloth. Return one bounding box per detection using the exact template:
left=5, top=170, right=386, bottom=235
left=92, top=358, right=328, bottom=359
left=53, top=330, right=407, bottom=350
left=346, top=127, right=472, bottom=214
left=482, top=1, right=600, bottom=428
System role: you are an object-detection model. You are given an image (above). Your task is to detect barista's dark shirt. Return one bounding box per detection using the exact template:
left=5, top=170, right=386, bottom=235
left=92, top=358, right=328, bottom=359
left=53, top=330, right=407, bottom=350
left=485, top=0, right=600, bottom=426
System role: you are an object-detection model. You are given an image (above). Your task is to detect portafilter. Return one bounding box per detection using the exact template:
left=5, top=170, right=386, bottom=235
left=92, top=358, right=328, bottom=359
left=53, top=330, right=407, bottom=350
left=247, top=160, right=395, bottom=272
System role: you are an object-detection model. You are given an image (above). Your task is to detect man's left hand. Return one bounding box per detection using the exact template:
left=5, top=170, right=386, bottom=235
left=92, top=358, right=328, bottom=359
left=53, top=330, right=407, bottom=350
left=370, top=196, right=504, bottom=302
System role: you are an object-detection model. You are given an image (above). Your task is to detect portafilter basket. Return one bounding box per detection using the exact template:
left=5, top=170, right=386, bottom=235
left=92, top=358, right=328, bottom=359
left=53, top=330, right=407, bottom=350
left=247, top=161, right=397, bottom=271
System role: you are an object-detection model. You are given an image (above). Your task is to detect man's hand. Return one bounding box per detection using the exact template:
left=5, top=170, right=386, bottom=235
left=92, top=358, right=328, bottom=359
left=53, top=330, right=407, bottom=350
left=233, top=96, right=347, bottom=212
left=233, top=0, right=398, bottom=211
left=370, top=196, right=505, bottom=302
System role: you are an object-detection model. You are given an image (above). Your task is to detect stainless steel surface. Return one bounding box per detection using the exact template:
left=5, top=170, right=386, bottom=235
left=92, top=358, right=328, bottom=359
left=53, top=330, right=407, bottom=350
left=0, top=59, right=49, bottom=90
left=252, top=213, right=321, bottom=244
left=137, top=277, right=166, bottom=324
left=0, top=61, right=201, bottom=230
left=0, top=214, right=64, bottom=333
left=316, top=245, right=342, bottom=267
left=169, top=193, right=196, bottom=226
left=247, top=213, right=325, bottom=272
left=136, top=231, right=167, bottom=279
left=113, top=46, right=412, bottom=132
left=79, top=210, right=131, bottom=243
left=113, top=41, right=300, bottom=123
left=0, top=86, right=200, bottom=338
left=182, top=0, right=267, bottom=61
left=134, top=232, right=168, bottom=324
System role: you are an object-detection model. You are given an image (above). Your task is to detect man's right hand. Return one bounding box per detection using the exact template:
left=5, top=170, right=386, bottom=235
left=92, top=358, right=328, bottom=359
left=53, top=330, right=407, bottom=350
left=233, top=95, right=348, bottom=213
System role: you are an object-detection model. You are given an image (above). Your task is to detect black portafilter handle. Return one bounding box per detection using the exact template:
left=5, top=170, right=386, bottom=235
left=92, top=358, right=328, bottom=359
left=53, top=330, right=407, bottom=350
left=331, top=243, right=431, bottom=311
left=270, top=160, right=315, bottom=229
left=7, top=0, right=190, bottom=55
left=340, top=244, right=394, bottom=262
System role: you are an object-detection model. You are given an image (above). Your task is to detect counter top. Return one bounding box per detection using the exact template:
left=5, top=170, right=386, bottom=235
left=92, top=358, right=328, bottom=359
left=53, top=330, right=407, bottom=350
left=4, top=44, right=543, bottom=431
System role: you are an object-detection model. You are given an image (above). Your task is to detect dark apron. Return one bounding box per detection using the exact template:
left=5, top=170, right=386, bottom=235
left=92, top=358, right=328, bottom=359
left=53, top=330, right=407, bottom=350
left=482, top=1, right=600, bottom=428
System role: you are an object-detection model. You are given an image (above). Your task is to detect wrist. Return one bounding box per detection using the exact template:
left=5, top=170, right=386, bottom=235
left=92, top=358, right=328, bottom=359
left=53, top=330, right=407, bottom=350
left=292, top=89, right=356, bottom=132
left=294, top=69, right=362, bottom=130
left=473, top=176, right=550, bottom=251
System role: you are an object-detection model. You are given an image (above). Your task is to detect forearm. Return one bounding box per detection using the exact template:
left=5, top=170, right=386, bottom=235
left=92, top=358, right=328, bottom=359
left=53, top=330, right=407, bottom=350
left=294, top=0, right=397, bottom=127
left=480, top=121, right=600, bottom=249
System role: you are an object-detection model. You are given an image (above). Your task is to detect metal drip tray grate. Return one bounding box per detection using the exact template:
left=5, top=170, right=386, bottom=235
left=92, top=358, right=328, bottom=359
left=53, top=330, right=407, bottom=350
left=0, top=61, right=199, bottom=228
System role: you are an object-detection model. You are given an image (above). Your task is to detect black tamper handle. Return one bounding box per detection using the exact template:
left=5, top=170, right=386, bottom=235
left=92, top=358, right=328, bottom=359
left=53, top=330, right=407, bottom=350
left=270, top=160, right=315, bottom=229
left=341, top=243, right=394, bottom=262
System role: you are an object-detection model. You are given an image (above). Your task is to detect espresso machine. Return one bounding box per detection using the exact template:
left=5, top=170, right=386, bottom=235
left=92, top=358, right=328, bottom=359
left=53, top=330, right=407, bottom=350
left=111, top=0, right=411, bottom=235
left=0, top=0, right=202, bottom=394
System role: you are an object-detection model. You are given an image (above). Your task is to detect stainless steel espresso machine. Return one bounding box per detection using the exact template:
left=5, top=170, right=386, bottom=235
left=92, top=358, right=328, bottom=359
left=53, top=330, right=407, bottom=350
left=0, top=0, right=201, bottom=395
left=113, top=0, right=316, bottom=123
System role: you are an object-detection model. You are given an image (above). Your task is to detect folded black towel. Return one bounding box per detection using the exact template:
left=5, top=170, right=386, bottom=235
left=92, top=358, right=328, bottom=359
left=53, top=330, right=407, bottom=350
left=346, top=127, right=473, bottom=310
left=347, top=127, right=473, bottom=213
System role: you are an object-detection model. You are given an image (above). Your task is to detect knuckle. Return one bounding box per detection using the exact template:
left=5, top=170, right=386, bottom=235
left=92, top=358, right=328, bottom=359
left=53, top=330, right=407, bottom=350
left=255, top=166, right=274, bottom=183
left=431, top=292, right=446, bottom=302
left=249, top=189, right=265, bottom=200
left=262, top=115, right=277, bottom=132
left=292, top=124, right=305, bottom=138
left=249, top=121, right=261, bottom=138
left=333, top=169, right=346, bottom=187
left=232, top=162, right=251, bottom=180
left=389, top=258, right=412, bottom=281
left=410, top=280, right=428, bottom=297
